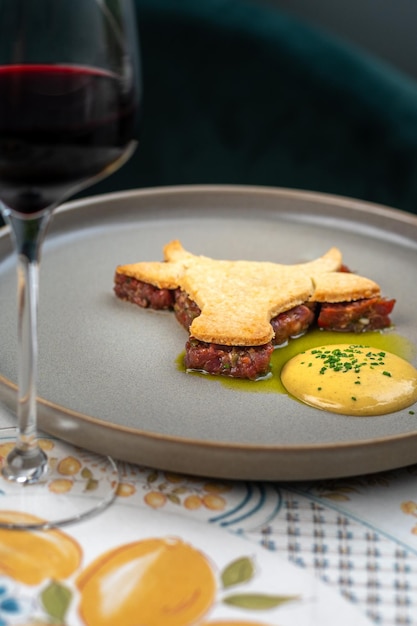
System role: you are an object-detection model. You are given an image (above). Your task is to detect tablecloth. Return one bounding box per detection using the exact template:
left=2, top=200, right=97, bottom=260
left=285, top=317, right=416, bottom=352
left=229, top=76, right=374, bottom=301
left=1, top=406, right=417, bottom=626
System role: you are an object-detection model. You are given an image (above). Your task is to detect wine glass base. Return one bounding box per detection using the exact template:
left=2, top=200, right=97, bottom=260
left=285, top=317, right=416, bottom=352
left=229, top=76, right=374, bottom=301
left=0, top=428, right=119, bottom=529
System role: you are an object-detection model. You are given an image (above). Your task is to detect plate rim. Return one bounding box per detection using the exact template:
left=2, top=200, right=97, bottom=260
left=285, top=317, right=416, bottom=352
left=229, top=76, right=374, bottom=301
left=58, top=183, right=417, bottom=227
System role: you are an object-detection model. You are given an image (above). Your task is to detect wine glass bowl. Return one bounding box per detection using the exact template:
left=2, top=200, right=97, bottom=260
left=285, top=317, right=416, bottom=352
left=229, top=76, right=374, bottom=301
left=0, top=0, right=141, bottom=528
left=0, top=1, right=140, bottom=215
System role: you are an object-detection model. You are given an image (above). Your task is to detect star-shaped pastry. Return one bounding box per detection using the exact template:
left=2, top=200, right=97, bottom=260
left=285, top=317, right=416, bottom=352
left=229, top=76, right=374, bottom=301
left=115, top=240, right=380, bottom=346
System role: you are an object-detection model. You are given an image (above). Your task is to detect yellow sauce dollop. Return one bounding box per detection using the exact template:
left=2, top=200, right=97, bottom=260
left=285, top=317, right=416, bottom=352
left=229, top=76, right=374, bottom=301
left=280, top=344, right=417, bottom=416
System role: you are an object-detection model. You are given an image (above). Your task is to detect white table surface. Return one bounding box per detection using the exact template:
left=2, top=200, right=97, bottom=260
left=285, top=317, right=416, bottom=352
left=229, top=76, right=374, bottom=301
left=2, top=401, right=417, bottom=626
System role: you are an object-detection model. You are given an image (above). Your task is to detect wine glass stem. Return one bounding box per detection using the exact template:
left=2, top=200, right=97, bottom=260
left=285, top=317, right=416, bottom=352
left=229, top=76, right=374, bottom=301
left=3, top=211, right=52, bottom=484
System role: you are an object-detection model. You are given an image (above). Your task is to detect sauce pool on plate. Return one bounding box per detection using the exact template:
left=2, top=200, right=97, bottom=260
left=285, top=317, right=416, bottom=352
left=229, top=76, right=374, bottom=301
left=280, top=344, right=417, bottom=416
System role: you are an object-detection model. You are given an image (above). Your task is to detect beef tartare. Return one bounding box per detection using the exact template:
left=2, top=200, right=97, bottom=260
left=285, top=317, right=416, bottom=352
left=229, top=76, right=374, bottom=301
left=114, top=241, right=396, bottom=380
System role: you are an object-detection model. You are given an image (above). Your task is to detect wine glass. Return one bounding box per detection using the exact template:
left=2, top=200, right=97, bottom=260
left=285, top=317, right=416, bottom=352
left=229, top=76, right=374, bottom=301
left=0, top=0, right=141, bottom=528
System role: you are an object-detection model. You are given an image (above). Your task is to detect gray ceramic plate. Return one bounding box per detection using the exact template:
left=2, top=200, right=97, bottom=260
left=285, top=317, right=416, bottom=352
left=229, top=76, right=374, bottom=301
left=1, top=185, right=417, bottom=480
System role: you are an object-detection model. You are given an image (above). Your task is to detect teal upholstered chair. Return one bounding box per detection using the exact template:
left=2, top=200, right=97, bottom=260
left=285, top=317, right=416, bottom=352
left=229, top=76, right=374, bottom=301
left=0, top=0, right=416, bottom=223
left=80, top=0, right=417, bottom=215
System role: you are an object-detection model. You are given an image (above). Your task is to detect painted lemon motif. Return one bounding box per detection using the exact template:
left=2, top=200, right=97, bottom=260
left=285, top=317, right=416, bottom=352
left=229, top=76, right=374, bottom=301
left=0, top=442, right=16, bottom=459
left=76, top=537, right=216, bottom=626
left=57, top=455, right=82, bottom=476
left=0, top=511, right=82, bottom=585
left=49, top=478, right=74, bottom=494
left=115, top=482, right=136, bottom=497
left=144, top=491, right=167, bottom=508
left=202, top=493, right=226, bottom=511
left=184, top=495, right=203, bottom=510
left=0, top=438, right=54, bottom=462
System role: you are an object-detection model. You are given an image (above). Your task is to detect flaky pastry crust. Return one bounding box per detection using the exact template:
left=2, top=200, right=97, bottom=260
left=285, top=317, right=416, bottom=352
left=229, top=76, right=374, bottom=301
left=115, top=240, right=381, bottom=346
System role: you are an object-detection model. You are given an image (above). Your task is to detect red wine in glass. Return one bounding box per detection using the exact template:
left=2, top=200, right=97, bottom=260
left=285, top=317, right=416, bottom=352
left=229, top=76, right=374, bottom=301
left=0, top=64, right=138, bottom=213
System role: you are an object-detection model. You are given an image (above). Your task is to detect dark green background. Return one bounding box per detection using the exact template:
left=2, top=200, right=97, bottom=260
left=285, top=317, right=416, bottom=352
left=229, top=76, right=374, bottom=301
left=4, top=0, right=417, bottom=220
left=83, top=0, right=417, bottom=215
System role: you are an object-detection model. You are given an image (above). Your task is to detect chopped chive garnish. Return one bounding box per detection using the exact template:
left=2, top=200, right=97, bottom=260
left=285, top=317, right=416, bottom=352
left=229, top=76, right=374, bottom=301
left=301, top=346, right=396, bottom=381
